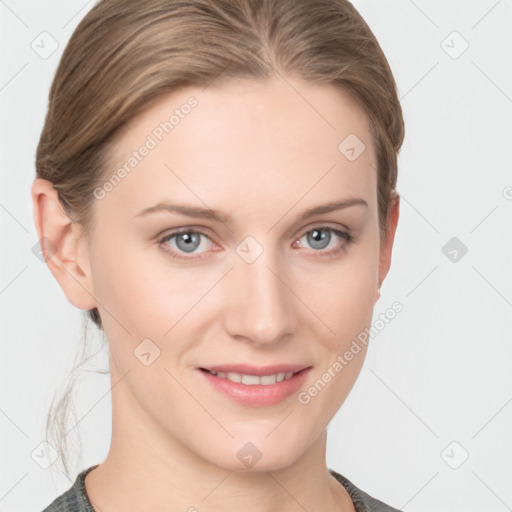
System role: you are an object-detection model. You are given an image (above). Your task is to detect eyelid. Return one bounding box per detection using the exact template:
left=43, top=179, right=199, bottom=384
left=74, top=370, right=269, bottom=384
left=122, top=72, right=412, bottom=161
left=298, top=221, right=351, bottom=236
left=157, top=226, right=214, bottom=242
left=157, top=222, right=354, bottom=263
left=158, top=226, right=217, bottom=248
left=157, top=222, right=351, bottom=245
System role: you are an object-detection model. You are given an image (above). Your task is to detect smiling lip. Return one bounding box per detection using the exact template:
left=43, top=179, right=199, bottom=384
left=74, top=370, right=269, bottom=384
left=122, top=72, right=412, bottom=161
left=199, top=364, right=310, bottom=376
left=197, top=364, right=312, bottom=407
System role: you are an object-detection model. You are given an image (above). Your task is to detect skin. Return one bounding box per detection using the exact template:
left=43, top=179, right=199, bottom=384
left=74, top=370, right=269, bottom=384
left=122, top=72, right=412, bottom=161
left=32, top=76, right=399, bottom=512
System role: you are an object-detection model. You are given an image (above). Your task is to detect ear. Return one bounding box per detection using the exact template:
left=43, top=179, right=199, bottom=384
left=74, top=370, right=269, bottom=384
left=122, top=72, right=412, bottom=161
left=31, top=178, right=96, bottom=311
left=375, top=192, right=400, bottom=303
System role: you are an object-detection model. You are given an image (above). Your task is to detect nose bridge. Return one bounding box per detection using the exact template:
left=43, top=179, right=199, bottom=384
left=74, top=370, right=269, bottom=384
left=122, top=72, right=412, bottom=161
left=225, top=238, right=295, bottom=345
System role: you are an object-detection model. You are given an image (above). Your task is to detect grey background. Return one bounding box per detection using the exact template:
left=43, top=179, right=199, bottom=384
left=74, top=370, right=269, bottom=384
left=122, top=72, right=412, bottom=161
left=1, top=0, right=511, bottom=510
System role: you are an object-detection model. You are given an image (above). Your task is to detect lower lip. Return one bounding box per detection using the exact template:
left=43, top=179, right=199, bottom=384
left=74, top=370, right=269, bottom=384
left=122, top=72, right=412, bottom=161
left=198, top=368, right=311, bottom=407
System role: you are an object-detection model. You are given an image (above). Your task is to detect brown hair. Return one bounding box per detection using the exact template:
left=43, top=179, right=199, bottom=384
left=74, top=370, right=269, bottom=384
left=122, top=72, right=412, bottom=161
left=36, top=0, right=404, bottom=476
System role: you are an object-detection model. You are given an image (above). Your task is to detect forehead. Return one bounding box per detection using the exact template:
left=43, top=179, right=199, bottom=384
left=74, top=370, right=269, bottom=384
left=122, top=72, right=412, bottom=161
left=101, top=76, right=378, bottom=219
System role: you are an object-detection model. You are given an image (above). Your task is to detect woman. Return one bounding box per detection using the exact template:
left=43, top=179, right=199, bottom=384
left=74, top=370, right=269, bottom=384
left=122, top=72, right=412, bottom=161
left=33, top=0, right=404, bottom=510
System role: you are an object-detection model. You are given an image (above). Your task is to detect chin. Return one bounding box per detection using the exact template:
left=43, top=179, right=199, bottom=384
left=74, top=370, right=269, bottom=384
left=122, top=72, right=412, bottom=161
left=193, top=433, right=312, bottom=474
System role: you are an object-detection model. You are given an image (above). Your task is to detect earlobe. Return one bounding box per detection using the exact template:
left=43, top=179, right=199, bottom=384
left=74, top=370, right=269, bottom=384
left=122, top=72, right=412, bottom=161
left=374, top=283, right=381, bottom=303
left=31, top=178, right=97, bottom=311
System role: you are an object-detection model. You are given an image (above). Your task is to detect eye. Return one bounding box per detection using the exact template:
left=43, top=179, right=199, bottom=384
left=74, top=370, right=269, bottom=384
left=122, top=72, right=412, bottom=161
left=158, top=225, right=354, bottom=262
left=293, top=226, right=354, bottom=257
left=158, top=229, right=215, bottom=261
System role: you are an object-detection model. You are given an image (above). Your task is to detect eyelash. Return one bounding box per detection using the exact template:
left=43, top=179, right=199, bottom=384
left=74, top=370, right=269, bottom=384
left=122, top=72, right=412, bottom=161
left=157, top=226, right=355, bottom=262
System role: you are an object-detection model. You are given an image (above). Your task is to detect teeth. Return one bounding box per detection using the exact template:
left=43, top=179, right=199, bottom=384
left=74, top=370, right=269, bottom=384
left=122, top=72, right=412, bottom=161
left=227, top=372, right=241, bottom=383
left=241, top=374, right=260, bottom=385
left=210, top=370, right=295, bottom=385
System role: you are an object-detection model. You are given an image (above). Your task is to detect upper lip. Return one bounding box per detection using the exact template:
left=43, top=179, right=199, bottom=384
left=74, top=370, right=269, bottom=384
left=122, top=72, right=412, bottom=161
left=199, top=364, right=311, bottom=376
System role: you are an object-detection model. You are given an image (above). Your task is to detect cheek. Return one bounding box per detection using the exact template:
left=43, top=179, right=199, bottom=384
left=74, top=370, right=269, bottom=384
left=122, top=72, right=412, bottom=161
left=295, top=261, right=377, bottom=428
left=327, top=267, right=376, bottom=339
left=89, top=236, right=217, bottom=373
left=294, top=244, right=379, bottom=348
left=87, top=232, right=172, bottom=359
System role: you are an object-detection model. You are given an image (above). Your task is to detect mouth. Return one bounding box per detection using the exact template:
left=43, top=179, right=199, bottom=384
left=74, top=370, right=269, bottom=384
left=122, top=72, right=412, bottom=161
left=199, top=367, right=309, bottom=386
left=196, top=364, right=313, bottom=407
left=197, top=364, right=312, bottom=407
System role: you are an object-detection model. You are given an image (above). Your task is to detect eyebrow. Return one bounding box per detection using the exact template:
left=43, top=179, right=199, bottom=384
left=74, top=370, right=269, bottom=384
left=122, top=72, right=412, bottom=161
left=134, top=198, right=368, bottom=224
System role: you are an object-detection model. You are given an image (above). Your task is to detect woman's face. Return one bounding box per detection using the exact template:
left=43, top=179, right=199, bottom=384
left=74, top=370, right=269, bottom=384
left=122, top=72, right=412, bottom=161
left=79, top=77, right=396, bottom=471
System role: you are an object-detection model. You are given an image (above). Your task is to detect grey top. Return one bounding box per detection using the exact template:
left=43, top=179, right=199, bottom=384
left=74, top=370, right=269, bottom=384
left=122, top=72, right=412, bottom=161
left=42, top=465, right=402, bottom=511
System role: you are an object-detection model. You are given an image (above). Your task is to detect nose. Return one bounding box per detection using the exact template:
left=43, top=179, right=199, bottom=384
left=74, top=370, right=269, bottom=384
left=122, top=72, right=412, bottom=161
left=223, top=246, right=296, bottom=347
